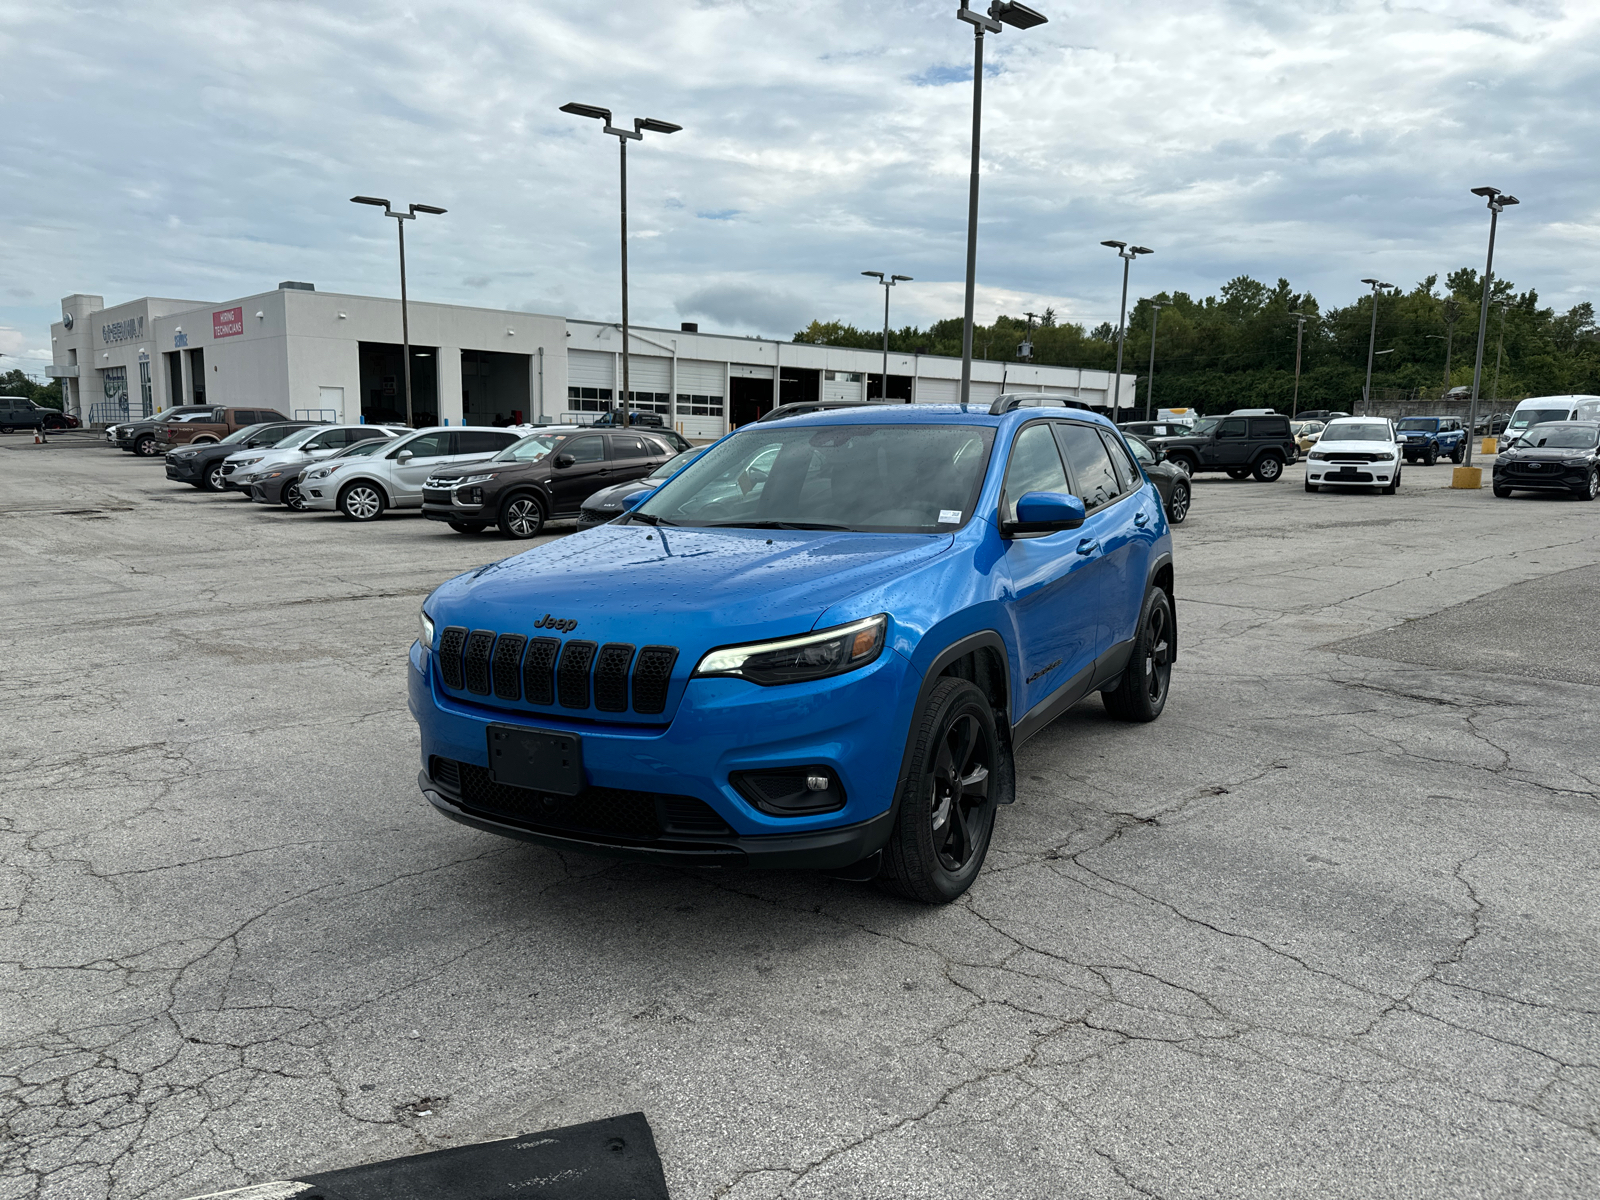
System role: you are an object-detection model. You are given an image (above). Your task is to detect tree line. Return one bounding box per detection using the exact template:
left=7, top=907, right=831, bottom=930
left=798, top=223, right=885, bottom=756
left=1, top=369, right=64, bottom=409
left=795, top=270, right=1599, bottom=415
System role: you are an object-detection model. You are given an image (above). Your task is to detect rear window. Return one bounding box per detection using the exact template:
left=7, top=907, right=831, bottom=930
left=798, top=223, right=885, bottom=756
left=1250, top=417, right=1290, bottom=437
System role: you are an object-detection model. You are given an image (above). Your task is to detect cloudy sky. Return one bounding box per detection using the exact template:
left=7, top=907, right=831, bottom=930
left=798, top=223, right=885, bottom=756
left=3, top=0, right=1598, bottom=372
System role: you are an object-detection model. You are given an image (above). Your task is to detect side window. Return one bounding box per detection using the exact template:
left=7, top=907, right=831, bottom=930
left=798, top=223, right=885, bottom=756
left=457, top=430, right=506, bottom=455
left=260, top=411, right=289, bottom=422
left=1000, top=423, right=1069, bottom=524
left=1100, top=430, right=1141, bottom=490
left=1127, top=438, right=1156, bottom=466
left=1251, top=418, right=1289, bottom=438
left=350, top=428, right=387, bottom=444
left=562, top=435, right=606, bottom=465
left=643, top=437, right=672, bottom=456
left=611, top=435, right=650, bottom=459
left=490, top=431, right=520, bottom=451
left=1217, top=418, right=1248, bottom=439
left=392, top=432, right=449, bottom=458
left=1055, top=423, right=1122, bottom=510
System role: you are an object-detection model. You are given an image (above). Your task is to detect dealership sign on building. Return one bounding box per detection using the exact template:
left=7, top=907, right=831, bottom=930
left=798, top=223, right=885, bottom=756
left=213, top=307, right=244, bottom=339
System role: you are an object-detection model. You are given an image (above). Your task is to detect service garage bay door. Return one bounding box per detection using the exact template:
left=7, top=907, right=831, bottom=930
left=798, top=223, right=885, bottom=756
left=676, top=359, right=725, bottom=441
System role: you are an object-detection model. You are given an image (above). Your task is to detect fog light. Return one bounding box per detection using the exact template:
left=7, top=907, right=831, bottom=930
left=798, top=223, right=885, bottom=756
left=731, top=767, right=846, bottom=816
left=806, top=774, right=830, bottom=792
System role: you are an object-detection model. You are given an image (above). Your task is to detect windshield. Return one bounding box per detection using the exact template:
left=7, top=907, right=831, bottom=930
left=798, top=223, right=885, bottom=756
left=220, top=424, right=268, bottom=445
left=632, top=423, right=996, bottom=533
left=1521, top=424, right=1599, bottom=449
left=1323, top=422, right=1392, bottom=442
left=1397, top=418, right=1437, bottom=431
left=329, top=436, right=390, bottom=459
left=493, top=432, right=563, bottom=463
left=274, top=427, right=324, bottom=449
left=646, top=446, right=705, bottom=481
left=1510, top=409, right=1568, bottom=430
left=1185, top=418, right=1219, bottom=436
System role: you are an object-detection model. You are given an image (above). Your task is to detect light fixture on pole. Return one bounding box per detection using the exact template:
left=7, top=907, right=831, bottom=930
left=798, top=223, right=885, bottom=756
left=350, top=196, right=447, bottom=428
left=862, top=271, right=913, bottom=401
left=561, top=103, right=682, bottom=429
left=1102, top=240, right=1153, bottom=419
left=1145, top=300, right=1172, bottom=421
left=1462, top=186, right=1518, bottom=467
left=1288, top=310, right=1310, bottom=420
left=955, top=1, right=1049, bottom=407
left=1358, top=277, right=1393, bottom=416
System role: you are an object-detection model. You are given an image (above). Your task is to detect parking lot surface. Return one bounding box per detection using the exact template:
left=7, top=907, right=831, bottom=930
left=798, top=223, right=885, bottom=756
left=3, top=437, right=1597, bottom=1199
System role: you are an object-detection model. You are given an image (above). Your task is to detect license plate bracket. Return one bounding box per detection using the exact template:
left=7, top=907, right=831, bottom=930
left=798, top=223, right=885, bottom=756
left=488, top=725, right=583, bottom=796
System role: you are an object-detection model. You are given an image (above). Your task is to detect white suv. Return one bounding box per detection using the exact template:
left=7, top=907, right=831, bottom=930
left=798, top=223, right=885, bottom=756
left=226, top=424, right=398, bottom=490
left=1304, top=417, right=1403, bottom=494
left=300, top=426, right=525, bottom=521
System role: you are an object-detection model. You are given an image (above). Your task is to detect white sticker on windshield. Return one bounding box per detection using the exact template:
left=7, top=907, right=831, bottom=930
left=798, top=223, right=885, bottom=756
left=938, top=509, right=962, bottom=524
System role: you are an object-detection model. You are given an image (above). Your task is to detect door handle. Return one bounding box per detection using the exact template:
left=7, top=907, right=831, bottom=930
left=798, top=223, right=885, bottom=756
left=1134, top=511, right=1149, bottom=528
left=1076, top=538, right=1100, bottom=556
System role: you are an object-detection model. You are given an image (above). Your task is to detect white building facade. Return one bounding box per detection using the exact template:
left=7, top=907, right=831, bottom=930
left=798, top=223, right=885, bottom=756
left=49, top=286, right=1135, bottom=438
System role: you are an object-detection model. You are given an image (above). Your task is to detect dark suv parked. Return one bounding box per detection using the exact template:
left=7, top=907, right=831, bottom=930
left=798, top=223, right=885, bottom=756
left=1, top=396, right=56, bottom=433
left=164, top=422, right=318, bottom=490
left=422, top=428, right=676, bottom=537
left=1148, top=413, right=1297, bottom=481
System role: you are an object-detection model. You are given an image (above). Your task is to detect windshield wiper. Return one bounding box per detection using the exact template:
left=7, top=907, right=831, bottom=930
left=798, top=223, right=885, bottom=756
left=706, top=520, right=853, bottom=531
left=624, top=511, right=676, bottom=526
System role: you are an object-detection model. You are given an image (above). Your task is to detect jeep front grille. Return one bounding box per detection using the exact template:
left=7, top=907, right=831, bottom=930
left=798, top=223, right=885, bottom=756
left=436, top=626, right=678, bottom=718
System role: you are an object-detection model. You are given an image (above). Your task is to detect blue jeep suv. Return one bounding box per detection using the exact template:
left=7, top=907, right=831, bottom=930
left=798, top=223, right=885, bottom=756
left=409, top=398, right=1175, bottom=903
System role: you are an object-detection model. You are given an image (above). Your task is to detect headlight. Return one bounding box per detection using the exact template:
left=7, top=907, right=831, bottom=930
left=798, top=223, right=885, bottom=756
left=419, top=610, right=435, bottom=648
left=1375, top=452, right=1395, bottom=461
left=236, top=456, right=264, bottom=468
left=1309, top=451, right=1328, bottom=460
left=694, top=615, right=886, bottom=686
left=307, top=465, right=336, bottom=479
left=173, top=448, right=199, bottom=458
left=454, top=473, right=499, bottom=486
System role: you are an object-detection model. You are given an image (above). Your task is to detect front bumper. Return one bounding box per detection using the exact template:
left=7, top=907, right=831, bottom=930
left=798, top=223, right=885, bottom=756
left=1494, top=465, right=1590, bottom=491
left=1306, top=462, right=1396, bottom=486
left=165, top=459, right=203, bottom=481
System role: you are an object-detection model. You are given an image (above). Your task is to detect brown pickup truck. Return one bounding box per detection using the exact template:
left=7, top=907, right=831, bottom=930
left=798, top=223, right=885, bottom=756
left=156, top=406, right=291, bottom=447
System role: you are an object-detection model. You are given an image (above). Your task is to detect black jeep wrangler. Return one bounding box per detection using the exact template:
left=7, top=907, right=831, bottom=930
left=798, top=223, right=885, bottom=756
left=1148, top=412, right=1298, bottom=481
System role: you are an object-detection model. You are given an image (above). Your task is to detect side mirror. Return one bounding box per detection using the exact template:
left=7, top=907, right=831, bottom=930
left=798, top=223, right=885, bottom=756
left=623, top=488, right=656, bottom=511
left=1005, top=491, right=1087, bottom=536
left=555, top=453, right=575, bottom=469
left=396, top=450, right=414, bottom=464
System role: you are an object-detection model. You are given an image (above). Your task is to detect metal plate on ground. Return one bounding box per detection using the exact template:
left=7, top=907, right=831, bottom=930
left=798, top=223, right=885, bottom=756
left=489, top=724, right=583, bottom=796
left=189, top=1112, right=670, bottom=1199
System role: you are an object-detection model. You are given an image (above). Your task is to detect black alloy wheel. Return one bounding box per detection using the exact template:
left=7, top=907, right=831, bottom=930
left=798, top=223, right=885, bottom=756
left=1578, top=469, right=1599, bottom=502
left=1424, top=444, right=1438, bottom=466
left=283, top=481, right=308, bottom=511
left=448, top=521, right=487, bottom=534
left=1253, top=455, right=1284, bottom=482
left=135, top=436, right=161, bottom=457
left=880, top=678, right=1007, bottom=904
left=204, top=462, right=227, bottom=492
left=1166, top=480, right=1190, bottom=524
left=1103, top=586, right=1174, bottom=722
left=1452, top=444, right=1465, bottom=464
left=498, top=493, right=546, bottom=539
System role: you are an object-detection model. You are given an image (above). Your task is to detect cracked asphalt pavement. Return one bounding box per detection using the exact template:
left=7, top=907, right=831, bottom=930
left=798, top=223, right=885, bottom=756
left=3, top=436, right=1597, bottom=1199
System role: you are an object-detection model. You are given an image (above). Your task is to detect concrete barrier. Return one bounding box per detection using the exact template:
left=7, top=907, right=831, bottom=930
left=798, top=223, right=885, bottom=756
left=1451, top=465, right=1484, bottom=489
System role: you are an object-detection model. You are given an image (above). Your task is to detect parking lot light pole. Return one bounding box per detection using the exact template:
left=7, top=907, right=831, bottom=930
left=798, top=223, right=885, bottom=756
left=862, top=271, right=912, bottom=400
left=1288, top=310, right=1310, bottom=419
left=1145, top=301, right=1171, bottom=420
left=955, top=1, right=1048, bottom=407
left=1490, top=302, right=1508, bottom=407
left=1463, top=186, right=1518, bottom=467
left=1359, top=278, right=1392, bottom=416
left=350, top=197, right=447, bottom=429
left=1102, top=241, right=1153, bottom=420
left=561, top=104, right=682, bottom=429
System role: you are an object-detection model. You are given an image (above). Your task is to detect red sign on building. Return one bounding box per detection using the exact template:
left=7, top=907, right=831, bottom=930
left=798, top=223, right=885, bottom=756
left=212, top=307, right=244, bottom=339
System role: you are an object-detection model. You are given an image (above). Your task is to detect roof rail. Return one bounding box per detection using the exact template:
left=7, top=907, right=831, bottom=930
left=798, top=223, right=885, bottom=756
left=988, top=393, right=1091, bottom=416
left=757, top=399, right=886, bottom=423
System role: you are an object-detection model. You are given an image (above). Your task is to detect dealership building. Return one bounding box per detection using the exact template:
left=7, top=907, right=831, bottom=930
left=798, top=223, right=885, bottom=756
left=48, top=285, right=1132, bottom=439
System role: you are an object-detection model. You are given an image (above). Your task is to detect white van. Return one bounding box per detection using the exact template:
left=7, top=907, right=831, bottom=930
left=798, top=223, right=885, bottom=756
left=1500, top=395, right=1600, bottom=450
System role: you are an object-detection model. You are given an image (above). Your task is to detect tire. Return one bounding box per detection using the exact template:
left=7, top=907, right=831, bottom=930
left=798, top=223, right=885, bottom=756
left=1166, top=480, right=1190, bottom=524
left=338, top=482, right=385, bottom=521
left=1252, top=455, right=1284, bottom=482
left=448, top=521, right=488, bottom=534
left=879, top=678, right=1007, bottom=904
left=1493, top=484, right=1513, bottom=498
left=1451, top=444, right=1465, bottom=464
left=283, top=481, right=308, bottom=511
left=1383, top=467, right=1401, bottom=495
left=1577, top=470, right=1599, bottom=502
left=498, top=492, right=546, bottom=539
left=135, top=435, right=161, bottom=457
left=1102, top=586, right=1174, bottom=723
left=1226, top=468, right=1250, bottom=480
left=1168, top=455, right=1195, bottom=478
left=1424, top=444, right=1438, bottom=466
left=203, top=462, right=227, bottom=492
left=0, top=425, right=13, bottom=435
left=1304, top=479, right=1318, bottom=493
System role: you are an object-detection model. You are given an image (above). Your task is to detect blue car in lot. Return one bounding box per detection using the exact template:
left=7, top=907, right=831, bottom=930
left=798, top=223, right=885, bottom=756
left=1395, top=415, right=1467, bottom=464
left=410, top=398, right=1175, bottom=903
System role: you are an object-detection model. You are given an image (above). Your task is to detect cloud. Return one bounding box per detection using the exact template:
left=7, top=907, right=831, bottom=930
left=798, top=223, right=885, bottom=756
left=1, top=0, right=1598, bottom=358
